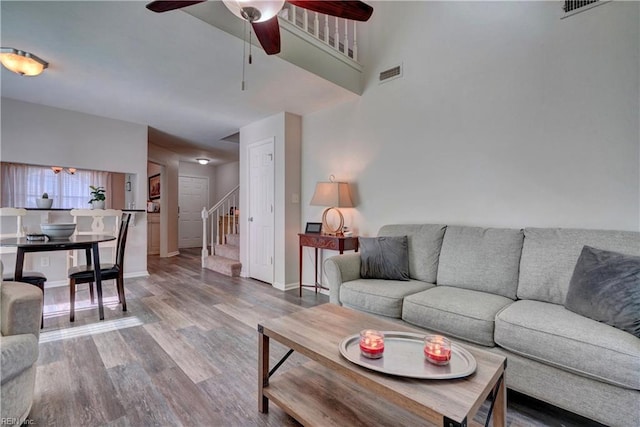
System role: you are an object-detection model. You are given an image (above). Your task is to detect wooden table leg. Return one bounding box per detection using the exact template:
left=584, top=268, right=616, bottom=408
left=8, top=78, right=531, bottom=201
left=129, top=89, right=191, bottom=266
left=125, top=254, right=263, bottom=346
left=299, top=243, right=303, bottom=297
left=258, top=326, right=270, bottom=413
left=314, top=247, right=318, bottom=293
left=92, top=243, right=105, bottom=320
left=492, top=372, right=506, bottom=427
left=14, top=248, right=25, bottom=281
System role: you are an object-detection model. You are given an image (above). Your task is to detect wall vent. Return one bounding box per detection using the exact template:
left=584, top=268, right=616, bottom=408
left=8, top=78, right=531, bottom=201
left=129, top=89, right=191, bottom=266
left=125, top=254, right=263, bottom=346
left=379, top=64, right=402, bottom=84
left=562, top=0, right=610, bottom=18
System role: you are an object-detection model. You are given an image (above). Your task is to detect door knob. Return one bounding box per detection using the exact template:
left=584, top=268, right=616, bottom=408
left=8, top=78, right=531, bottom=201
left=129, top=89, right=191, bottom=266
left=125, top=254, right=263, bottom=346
left=249, top=217, right=254, bottom=222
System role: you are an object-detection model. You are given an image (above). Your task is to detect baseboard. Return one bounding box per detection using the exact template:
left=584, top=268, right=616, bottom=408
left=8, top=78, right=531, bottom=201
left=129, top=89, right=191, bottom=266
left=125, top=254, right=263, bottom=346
left=125, top=270, right=150, bottom=279
left=282, top=281, right=299, bottom=292
left=44, top=280, right=68, bottom=289
left=167, top=251, right=180, bottom=257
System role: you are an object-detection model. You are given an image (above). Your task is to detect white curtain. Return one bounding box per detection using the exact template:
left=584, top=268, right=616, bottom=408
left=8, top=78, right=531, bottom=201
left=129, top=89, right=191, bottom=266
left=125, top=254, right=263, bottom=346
left=1, top=163, right=111, bottom=209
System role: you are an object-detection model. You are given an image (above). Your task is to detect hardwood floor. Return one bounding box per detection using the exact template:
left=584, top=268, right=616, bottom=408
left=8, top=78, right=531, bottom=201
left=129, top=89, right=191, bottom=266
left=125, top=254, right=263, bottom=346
left=32, top=249, right=603, bottom=427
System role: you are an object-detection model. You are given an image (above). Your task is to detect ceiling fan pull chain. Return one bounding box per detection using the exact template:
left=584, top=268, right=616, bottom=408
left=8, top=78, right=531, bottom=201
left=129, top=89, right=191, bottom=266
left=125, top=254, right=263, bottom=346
left=248, top=25, right=253, bottom=65
left=241, top=20, right=247, bottom=91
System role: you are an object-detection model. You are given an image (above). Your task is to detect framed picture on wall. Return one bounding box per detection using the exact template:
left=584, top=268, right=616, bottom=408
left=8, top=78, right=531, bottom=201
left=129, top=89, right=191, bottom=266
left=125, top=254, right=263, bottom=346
left=148, top=174, right=161, bottom=200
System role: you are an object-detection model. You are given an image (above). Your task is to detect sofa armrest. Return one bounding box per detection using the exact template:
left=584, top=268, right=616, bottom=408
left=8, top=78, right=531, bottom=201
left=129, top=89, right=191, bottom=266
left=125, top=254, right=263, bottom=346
left=0, top=334, right=39, bottom=385
left=1, top=281, right=43, bottom=338
left=324, top=253, right=362, bottom=305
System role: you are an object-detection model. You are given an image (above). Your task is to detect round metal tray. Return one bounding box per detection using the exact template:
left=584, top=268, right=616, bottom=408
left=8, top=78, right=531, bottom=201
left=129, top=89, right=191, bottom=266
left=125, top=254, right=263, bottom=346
left=339, top=331, right=477, bottom=379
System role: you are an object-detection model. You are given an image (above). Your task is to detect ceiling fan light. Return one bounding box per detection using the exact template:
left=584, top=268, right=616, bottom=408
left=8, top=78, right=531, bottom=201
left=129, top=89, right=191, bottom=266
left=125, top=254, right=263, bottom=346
left=0, top=47, right=48, bottom=76
left=222, top=0, right=285, bottom=23
left=197, top=158, right=210, bottom=165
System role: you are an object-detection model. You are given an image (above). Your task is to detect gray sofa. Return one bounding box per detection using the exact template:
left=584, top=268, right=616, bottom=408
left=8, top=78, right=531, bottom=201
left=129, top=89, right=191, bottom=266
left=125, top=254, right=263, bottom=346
left=1, top=264, right=43, bottom=424
left=324, top=224, right=640, bottom=426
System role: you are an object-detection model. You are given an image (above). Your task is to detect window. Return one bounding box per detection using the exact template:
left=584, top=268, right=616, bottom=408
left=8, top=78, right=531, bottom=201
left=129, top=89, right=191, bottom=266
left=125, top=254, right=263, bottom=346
left=1, top=163, right=111, bottom=209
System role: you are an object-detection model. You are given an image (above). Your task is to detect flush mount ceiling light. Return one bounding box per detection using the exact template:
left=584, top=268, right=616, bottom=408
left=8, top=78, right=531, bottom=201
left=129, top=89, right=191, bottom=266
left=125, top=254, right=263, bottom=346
left=0, top=47, right=48, bottom=76
left=197, top=158, right=210, bottom=165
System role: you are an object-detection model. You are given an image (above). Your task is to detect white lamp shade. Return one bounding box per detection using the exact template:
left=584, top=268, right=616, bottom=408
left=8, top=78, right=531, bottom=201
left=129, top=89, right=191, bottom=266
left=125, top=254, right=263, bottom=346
left=222, top=0, right=285, bottom=22
left=0, top=48, right=48, bottom=76
left=310, top=182, right=354, bottom=208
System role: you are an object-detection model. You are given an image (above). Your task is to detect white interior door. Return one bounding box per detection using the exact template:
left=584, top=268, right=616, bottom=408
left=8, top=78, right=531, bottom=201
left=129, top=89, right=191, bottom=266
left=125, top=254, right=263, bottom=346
left=179, top=176, right=208, bottom=248
left=248, top=139, right=274, bottom=283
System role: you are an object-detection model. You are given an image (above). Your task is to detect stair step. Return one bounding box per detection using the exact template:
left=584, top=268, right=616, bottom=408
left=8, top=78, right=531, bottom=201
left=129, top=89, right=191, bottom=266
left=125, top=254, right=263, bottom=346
left=225, top=233, right=240, bottom=246
left=215, top=244, right=239, bottom=261
left=204, top=255, right=241, bottom=277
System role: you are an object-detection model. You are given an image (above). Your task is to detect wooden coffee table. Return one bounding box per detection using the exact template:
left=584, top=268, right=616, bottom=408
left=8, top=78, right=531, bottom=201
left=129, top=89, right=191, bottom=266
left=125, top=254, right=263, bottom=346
left=258, top=304, right=506, bottom=427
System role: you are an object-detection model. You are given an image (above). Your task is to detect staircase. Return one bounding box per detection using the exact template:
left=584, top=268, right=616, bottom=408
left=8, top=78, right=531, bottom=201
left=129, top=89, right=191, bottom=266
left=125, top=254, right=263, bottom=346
left=201, top=185, right=241, bottom=277
left=204, top=233, right=241, bottom=277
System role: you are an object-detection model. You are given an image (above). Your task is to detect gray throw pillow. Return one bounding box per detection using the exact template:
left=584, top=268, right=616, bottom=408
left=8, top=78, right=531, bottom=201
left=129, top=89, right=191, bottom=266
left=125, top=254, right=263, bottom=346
left=359, top=236, right=410, bottom=281
left=565, top=245, right=640, bottom=338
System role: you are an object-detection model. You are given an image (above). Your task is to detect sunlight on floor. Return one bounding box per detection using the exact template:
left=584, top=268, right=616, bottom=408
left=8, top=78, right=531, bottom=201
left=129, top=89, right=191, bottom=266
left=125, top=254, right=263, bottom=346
left=39, top=316, right=143, bottom=343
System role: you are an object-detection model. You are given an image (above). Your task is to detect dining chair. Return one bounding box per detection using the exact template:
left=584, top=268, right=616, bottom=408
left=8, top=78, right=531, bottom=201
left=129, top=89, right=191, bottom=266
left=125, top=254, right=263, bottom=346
left=68, top=213, right=131, bottom=322
left=0, top=208, right=47, bottom=327
left=68, top=209, right=122, bottom=271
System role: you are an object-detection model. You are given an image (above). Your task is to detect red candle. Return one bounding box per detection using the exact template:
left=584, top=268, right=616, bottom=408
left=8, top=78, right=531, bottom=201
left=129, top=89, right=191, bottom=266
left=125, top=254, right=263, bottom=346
left=424, top=335, right=452, bottom=365
left=359, top=329, right=384, bottom=359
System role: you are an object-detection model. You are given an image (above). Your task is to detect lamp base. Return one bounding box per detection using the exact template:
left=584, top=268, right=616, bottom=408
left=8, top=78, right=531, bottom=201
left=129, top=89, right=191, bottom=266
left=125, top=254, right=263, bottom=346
left=321, top=207, right=344, bottom=236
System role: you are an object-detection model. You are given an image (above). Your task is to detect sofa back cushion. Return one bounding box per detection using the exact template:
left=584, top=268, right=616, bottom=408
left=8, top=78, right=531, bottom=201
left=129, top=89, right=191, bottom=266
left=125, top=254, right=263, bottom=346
left=378, top=224, right=446, bottom=283
left=437, top=226, right=524, bottom=299
left=518, top=228, right=640, bottom=304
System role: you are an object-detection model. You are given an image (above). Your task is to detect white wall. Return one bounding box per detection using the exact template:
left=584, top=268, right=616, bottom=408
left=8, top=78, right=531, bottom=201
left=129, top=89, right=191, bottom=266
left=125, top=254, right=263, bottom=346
left=215, top=161, right=240, bottom=203
left=1, top=98, right=149, bottom=282
left=302, top=1, right=640, bottom=240
left=240, top=112, right=301, bottom=290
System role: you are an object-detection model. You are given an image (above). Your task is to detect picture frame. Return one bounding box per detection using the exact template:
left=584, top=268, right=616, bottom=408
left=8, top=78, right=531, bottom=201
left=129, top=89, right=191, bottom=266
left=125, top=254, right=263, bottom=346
left=148, top=174, right=161, bottom=200
left=305, top=222, right=322, bottom=234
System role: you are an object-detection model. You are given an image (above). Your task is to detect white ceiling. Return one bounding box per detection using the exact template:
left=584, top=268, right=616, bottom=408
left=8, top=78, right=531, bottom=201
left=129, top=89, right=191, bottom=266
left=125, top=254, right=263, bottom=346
left=0, top=1, right=358, bottom=165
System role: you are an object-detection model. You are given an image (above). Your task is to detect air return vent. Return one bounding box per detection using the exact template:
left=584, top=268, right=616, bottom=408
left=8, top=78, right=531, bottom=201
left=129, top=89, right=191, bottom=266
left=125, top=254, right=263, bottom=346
left=562, top=0, right=609, bottom=18
left=379, top=64, right=402, bottom=84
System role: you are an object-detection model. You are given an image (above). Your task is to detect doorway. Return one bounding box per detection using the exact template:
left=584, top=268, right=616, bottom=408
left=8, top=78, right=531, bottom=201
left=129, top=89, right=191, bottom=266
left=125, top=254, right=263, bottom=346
left=178, top=176, right=209, bottom=248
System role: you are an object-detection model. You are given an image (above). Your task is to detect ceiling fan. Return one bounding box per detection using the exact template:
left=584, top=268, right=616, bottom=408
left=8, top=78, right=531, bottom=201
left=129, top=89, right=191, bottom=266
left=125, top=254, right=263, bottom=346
left=146, top=1, right=374, bottom=55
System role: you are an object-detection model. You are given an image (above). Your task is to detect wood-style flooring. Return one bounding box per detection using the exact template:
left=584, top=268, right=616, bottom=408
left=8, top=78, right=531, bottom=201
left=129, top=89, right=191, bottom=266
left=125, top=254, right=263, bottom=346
left=31, top=249, right=603, bottom=427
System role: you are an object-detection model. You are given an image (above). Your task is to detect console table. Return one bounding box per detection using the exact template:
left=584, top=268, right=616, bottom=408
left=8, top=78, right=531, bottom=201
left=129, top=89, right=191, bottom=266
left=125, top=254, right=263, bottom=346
left=298, top=233, right=358, bottom=297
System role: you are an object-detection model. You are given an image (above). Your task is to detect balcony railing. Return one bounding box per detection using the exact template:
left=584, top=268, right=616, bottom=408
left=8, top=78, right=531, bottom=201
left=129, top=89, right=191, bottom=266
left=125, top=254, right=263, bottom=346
left=279, top=3, right=361, bottom=62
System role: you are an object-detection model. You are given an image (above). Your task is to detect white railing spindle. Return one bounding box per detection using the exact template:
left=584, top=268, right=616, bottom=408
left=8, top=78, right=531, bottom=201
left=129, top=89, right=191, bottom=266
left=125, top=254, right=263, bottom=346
left=324, top=14, right=330, bottom=43
left=344, top=19, right=349, bottom=55
left=353, top=21, right=358, bottom=61
left=334, top=17, right=339, bottom=50
left=314, top=12, right=319, bottom=37
left=303, top=8, right=308, bottom=32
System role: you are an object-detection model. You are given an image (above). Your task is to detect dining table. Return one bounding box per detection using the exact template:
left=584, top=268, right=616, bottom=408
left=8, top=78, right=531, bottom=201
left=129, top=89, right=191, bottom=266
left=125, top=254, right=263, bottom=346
left=0, top=234, right=117, bottom=320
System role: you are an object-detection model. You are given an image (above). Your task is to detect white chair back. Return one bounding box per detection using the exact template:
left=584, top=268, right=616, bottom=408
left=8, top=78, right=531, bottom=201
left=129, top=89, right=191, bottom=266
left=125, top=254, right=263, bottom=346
left=0, top=208, right=28, bottom=255
left=68, top=209, right=122, bottom=268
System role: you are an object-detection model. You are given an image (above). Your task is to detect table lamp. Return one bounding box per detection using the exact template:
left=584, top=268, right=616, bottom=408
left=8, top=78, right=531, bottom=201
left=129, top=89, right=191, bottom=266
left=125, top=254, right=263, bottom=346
left=310, top=176, right=354, bottom=235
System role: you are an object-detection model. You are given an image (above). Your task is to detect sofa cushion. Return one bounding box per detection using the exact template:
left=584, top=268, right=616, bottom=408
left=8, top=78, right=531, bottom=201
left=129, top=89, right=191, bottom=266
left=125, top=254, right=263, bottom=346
left=436, top=226, right=524, bottom=299
left=0, top=334, right=39, bottom=384
left=495, top=300, right=640, bottom=390
left=359, top=236, right=410, bottom=281
left=518, top=228, right=640, bottom=305
left=402, top=286, right=514, bottom=347
left=340, top=279, right=433, bottom=318
left=378, top=224, right=446, bottom=283
left=565, top=246, right=640, bottom=338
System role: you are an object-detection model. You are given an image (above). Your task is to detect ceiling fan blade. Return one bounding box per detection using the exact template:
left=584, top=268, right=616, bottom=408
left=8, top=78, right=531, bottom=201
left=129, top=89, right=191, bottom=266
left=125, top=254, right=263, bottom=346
left=288, top=1, right=373, bottom=22
left=252, top=17, right=281, bottom=55
left=146, top=1, right=205, bottom=13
